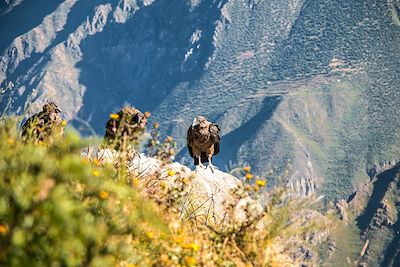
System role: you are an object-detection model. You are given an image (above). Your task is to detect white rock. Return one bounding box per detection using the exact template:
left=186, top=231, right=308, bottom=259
left=80, top=149, right=263, bottom=228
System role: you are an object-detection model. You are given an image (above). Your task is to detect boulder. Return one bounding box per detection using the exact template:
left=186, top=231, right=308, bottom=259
left=87, top=148, right=264, bottom=230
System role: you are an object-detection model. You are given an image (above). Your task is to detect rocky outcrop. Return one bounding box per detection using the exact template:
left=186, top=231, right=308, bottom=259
left=82, top=147, right=333, bottom=265
left=331, top=163, right=400, bottom=267
left=369, top=201, right=395, bottom=230
left=335, top=199, right=349, bottom=224
left=367, top=160, right=398, bottom=179
left=86, top=148, right=264, bottom=230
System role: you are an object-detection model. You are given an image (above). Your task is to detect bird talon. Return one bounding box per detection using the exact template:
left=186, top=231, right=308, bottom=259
left=208, top=163, right=216, bottom=173
left=196, top=164, right=205, bottom=170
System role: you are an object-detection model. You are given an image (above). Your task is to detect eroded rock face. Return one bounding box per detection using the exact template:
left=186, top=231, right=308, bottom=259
left=331, top=163, right=400, bottom=267
left=185, top=168, right=263, bottom=229
left=335, top=199, right=349, bottom=224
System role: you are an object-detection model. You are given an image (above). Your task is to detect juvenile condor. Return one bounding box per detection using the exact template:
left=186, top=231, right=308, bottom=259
left=21, top=102, right=63, bottom=142
left=103, top=106, right=147, bottom=151
left=187, top=116, right=221, bottom=172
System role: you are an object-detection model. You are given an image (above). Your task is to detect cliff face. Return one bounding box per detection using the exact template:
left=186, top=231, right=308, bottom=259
left=1, top=0, right=400, bottom=201
left=329, top=163, right=400, bottom=267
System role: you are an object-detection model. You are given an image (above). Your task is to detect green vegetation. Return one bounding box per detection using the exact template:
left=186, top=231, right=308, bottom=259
left=0, top=117, right=331, bottom=266
left=0, top=117, right=164, bottom=266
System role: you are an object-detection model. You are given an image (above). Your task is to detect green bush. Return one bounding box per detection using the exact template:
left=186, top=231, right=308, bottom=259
left=0, top=117, right=164, bottom=267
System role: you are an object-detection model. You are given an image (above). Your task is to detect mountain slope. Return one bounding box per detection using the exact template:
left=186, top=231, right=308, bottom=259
left=1, top=0, right=400, bottom=201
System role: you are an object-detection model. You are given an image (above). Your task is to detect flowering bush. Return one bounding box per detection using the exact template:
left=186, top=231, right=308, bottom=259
left=0, top=118, right=164, bottom=266
left=146, top=122, right=177, bottom=163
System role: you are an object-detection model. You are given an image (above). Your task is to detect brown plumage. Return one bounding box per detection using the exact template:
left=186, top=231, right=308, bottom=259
left=21, top=102, right=63, bottom=142
left=187, top=116, right=221, bottom=172
left=103, top=106, right=147, bottom=150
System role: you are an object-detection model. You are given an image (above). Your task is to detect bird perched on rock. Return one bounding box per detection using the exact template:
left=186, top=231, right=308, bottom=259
left=187, top=116, right=221, bottom=172
left=103, top=106, right=147, bottom=151
left=21, top=102, right=63, bottom=143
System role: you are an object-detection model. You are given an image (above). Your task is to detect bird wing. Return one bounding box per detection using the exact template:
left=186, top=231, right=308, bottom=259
left=187, top=126, right=194, bottom=158
left=21, top=112, right=46, bottom=136
left=209, top=123, right=221, bottom=155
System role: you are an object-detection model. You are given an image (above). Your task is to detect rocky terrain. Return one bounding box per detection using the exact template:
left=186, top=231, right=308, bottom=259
left=329, top=163, right=400, bottom=266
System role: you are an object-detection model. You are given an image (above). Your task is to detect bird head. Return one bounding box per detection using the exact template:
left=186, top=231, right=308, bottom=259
left=121, top=106, right=147, bottom=129
left=42, top=102, right=62, bottom=123
left=192, top=116, right=208, bottom=130
left=43, top=102, right=61, bottom=114
left=135, top=112, right=147, bottom=129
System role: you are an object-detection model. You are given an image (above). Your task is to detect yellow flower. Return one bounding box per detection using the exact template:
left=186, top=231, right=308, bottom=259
left=38, top=140, right=45, bottom=146
left=245, top=173, right=254, bottom=180
left=132, top=177, right=140, bottom=187
left=185, top=256, right=197, bottom=266
left=61, top=120, right=67, bottom=126
left=99, top=191, right=110, bottom=199
left=166, top=136, right=173, bottom=142
left=173, top=236, right=184, bottom=244
left=167, top=169, right=176, bottom=176
left=99, top=191, right=109, bottom=199
left=160, top=254, right=169, bottom=262
left=6, top=138, right=15, bottom=145
left=81, top=158, right=90, bottom=165
left=93, top=159, right=102, bottom=166
left=181, top=243, right=192, bottom=249
left=243, top=166, right=251, bottom=172
left=182, top=177, right=189, bottom=185
left=181, top=242, right=200, bottom=251
left=0, top=224, right=7, bottom=234
left=92, top=170, right=101, bottom=177
left=146, top=232, right=154, bottom=239
left=159, top=181, right=167, bottom=189
left=127, top=264, right=137, bottom=267
left=109, top=113, right=119, bottom=120
left=153, top=122, right=159, bottom=129
left=144, top=111, right=151, bottom=118
left=256, top=180, right=266, bottom=187
left=191, top=243, right=200, bottom=252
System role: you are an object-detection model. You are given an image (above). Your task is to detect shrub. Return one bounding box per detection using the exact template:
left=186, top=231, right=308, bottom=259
left=0, top=118, right=164, bottom=267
